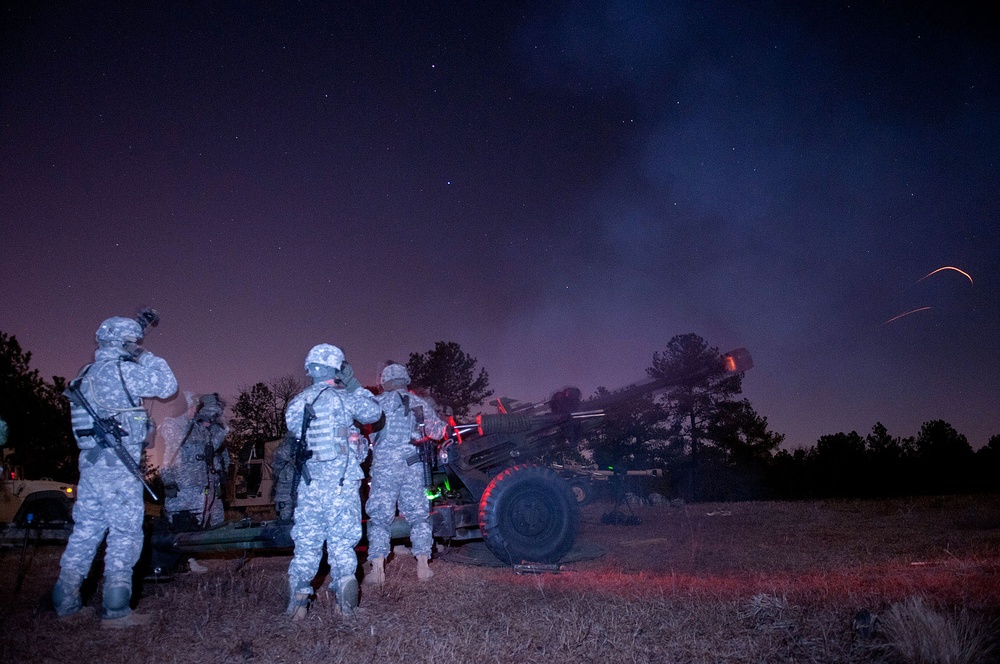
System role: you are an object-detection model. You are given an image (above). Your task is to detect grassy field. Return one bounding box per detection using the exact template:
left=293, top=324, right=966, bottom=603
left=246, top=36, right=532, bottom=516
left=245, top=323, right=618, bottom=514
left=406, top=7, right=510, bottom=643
left=2, top=494, right=999, bottom=663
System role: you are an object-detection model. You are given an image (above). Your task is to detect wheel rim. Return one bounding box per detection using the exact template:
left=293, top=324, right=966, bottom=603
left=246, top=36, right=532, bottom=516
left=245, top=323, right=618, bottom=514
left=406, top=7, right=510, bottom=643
left=504, top=487, right=559, bottom=540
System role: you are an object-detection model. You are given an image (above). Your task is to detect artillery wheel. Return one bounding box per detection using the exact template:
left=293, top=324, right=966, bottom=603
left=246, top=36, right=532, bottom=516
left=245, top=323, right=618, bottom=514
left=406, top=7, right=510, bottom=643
left=478, top=464, right=578, bottom=565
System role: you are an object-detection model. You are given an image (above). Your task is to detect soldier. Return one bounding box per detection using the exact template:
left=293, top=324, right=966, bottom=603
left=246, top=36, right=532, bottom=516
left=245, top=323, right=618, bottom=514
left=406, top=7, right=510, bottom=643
left=161, top=392, right=230, bottom=529
left=271, top=429, right=297, bottom=523
left=365, top=363, right=447, bottom=585
left=52, top=314, right=177, bottom=627
left=284, top=344, right=382, bottom=620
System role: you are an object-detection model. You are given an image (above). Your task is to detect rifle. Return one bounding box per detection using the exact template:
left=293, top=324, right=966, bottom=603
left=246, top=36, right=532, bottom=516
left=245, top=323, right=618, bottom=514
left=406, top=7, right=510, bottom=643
left=291, top=401, right=316, bottom=493
left=405, top=405, right=434, bottom=489
left=197, top=436, right=227, bottom=490
left=65, top=382, right=159, bottom=501
left=197, top=439, right=226, bottom=528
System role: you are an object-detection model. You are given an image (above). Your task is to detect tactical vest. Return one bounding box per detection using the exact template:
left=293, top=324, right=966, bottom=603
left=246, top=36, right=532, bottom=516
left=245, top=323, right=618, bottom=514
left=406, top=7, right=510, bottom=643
left=178, top=423, right=202, bottom=464
left=70, top=360, right=147, bottom=451
left=305, top=387, right=354, bottom=462
left=375, top=390, right=422, bottom=447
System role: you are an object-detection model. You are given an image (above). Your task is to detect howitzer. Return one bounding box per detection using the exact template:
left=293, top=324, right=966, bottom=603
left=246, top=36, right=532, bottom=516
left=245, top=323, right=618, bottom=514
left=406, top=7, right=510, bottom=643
left=443, top=348, right=753, bottom=500
left=147, top=347, right=752, bottom=573
left=423, top=347, right=753, bottom=564
left=65, top=382, right=159, bottom=501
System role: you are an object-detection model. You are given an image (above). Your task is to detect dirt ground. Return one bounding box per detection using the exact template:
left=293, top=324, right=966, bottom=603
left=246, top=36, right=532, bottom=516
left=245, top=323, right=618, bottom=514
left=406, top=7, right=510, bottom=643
left=2, top=494, right=999, bottom=663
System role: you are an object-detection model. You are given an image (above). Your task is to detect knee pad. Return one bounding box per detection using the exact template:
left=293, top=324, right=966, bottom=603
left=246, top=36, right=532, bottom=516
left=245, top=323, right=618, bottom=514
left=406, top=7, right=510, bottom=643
left=52, top=577, right=83, bottom=617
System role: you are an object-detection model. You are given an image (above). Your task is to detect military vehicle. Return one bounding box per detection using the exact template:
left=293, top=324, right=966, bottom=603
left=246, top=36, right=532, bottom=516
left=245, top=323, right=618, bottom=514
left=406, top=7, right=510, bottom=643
left=148, top=348, right=752, bottom=571
left=0, top=451, right=77, bottom=546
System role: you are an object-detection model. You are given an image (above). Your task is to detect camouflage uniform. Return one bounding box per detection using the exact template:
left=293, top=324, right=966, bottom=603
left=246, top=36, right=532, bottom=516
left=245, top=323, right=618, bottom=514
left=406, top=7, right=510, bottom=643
left=367, top=386, right=447, bottom=560
left=161, top=394, right=229, bottom=528
left=54, top=318, right=176, bottom=622
left=271, top=431, right=297, bottom=523
left=285, top=345, right=381, bottom=617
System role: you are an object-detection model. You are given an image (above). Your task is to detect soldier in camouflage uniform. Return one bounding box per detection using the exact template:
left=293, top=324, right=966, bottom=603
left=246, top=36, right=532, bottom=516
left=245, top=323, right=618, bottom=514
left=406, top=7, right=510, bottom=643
left=271, top=429, right=297, bottom=523
left=365, top=363, right=447, bottom=585
left=161, top=392, right=229, bottom=528
left=284, top=344, right=382, bottom=620
left=52, top=316, right=177, bottom=627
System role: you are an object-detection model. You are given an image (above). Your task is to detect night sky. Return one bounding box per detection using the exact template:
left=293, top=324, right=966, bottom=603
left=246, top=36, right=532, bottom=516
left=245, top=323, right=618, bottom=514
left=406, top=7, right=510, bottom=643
left=2, top=2, right=998, bottom=450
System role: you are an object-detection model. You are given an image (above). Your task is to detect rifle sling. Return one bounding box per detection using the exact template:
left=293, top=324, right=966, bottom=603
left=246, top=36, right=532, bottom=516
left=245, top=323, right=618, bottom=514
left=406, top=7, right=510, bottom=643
left=116, top=360, right=138, bottom=407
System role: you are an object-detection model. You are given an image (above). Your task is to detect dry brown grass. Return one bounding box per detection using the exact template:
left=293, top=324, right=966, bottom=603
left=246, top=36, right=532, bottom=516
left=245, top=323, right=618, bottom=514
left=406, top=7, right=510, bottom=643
left=2, top=494, right=999, bottom=663
left=882, top=596, right=996, bottom=664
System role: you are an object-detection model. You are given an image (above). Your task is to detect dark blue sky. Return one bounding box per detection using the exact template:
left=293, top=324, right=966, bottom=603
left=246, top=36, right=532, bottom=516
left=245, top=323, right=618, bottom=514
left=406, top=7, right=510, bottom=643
left=2, top=2, right=998, bottom=449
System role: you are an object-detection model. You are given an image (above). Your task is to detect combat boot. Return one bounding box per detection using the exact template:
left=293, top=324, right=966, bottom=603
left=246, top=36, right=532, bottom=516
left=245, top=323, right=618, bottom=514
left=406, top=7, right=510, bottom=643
left=334, top=575, right=359, bottom=617
left=365, top=557, right=385, bottom=586
left=286, top=581, right=311, bottom=621
left=100, top=585, right=151, bottom=628
left=416, top=554, right=434, bottom=581
left=101, top=612, right=152, bottom=629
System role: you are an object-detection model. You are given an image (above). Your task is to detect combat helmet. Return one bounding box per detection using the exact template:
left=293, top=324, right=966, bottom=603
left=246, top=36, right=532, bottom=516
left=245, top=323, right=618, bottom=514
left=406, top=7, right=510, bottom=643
left=95, top=317, right=143, bottom=345
left=380, top=363, right=410, bottom=386
left=304, top=344, right=344, bottom=371
left=198, top=393, right=225, bottom=419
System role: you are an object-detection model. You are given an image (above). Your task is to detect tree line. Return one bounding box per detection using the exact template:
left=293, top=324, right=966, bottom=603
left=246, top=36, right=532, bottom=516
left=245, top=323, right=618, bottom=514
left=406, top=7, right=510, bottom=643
left=2, top=328, right=997, bottom=500
left=581, top=333, right=999, bottom=501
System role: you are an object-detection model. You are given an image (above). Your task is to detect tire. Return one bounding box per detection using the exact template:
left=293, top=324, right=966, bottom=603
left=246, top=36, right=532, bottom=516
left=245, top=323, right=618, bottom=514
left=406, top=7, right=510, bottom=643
left=478, top=464, right=578, bottom=565
left=568, top=480, right=593, bottom=506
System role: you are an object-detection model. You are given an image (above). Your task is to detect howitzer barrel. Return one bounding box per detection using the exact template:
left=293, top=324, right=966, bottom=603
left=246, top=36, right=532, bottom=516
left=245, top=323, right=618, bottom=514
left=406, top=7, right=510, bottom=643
left=581, top=347, right=753, bottom=413
left=477, top=413, right=541, bottom=435
left=476, top=411, right=604, bottom=436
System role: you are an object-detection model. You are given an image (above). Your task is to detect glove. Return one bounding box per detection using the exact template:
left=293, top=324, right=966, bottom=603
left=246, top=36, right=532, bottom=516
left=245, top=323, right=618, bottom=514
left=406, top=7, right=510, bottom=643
left=337, top=362, right=362, bottom=393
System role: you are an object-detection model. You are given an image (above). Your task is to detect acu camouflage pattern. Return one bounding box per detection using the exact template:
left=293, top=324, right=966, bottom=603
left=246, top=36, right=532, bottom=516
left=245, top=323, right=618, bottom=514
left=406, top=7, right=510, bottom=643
left=366, top=389, right=447, bottom=559
left=160, top=405, right=230, bottom=528
left=271, top=431, right=297, bottom=523
left=284, top=381, right=381, bottom=594
left=58, top=346, right=176, bottom=617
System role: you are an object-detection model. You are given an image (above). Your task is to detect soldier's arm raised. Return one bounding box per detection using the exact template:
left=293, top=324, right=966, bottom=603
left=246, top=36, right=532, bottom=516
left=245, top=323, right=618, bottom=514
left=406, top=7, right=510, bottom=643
left=418, top=396, right=448, bottom=439
left=347, top=388, right=383, bottom=425
left=123, top=352, right=178, bottom=400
